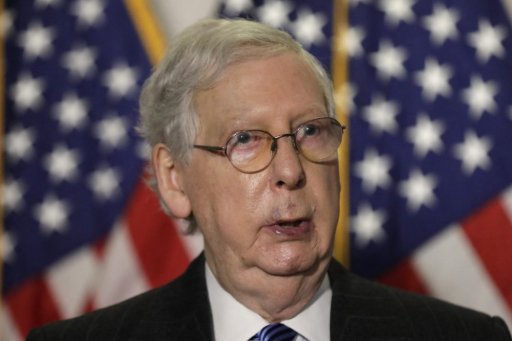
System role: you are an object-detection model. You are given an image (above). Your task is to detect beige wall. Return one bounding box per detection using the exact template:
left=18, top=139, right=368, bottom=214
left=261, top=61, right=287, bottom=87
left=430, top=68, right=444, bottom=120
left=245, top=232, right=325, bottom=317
left=150, top=0, right=220, bottom=38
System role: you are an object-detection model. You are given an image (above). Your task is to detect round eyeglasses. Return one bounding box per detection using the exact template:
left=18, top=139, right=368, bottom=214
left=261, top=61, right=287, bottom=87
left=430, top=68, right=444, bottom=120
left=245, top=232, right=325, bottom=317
left=193, top=117, right=346, bottom=173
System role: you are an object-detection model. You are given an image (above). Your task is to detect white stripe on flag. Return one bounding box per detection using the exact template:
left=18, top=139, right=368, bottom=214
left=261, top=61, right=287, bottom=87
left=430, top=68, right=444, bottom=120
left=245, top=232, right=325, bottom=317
left=176, top=219, right=204, bottom=259
left=1, top=307, right=22, bottom=341
left=412, top=224, right=512, bottom=327
left=92, top=221, right=149, bottom=309
left=502, top=185, right=512, bottom=220
left=46, top=247, right=99, bottom=318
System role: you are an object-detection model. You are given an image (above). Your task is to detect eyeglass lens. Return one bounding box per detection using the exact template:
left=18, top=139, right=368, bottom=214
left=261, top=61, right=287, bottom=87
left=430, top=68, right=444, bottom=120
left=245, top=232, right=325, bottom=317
left=226, top=118, right=343, bottom=173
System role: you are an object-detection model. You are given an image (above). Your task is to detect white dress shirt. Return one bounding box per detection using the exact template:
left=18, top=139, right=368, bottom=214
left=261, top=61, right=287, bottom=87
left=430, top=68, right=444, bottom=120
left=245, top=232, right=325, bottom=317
left=206, top=264, right=332, bottom=341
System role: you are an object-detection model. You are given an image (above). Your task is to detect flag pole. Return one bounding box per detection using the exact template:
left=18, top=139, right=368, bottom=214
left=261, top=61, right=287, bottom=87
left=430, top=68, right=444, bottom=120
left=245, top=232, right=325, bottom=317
left=124, top=0, right=167, bottom=66
left=332, top=0, right=350, bottom=266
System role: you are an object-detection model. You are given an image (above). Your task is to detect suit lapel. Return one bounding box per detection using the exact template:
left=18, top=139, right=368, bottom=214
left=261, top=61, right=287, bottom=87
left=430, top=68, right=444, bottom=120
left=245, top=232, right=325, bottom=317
left=328, top=259, right=414, bottom=341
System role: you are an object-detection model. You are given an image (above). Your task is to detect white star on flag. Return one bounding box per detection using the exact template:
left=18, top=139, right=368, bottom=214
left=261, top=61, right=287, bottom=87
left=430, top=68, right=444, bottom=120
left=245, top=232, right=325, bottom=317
left=414, top=58, right=453, bottom=102
left=5, top=125, right=36, bottom=162
left=399, top=169, right=438, bottom=212
left=71, top=0, right=105, bottom=27
left=94, top=115, right=129, bottom=150
left=334, top=83, right=357, bottom=114
left=61, top=45, right=97, bottom=79
left=288, top=8, right=326, bottom=48
left=461, top=75, right=498, bottom=120
left=352, top=203, right=387, bottom=247
left=3, top=178, right=26, bottom=213
left=363, top=96, right=400, bottom=134
left=256, top=0, right=292, bottom=28
left=17, top=21, right=55, bottom=60
left=53, top=93, right=89, bottom=131
left=102, top=63, right=138, bottom=98
left=467, top=19, right=507, bottom=64
left=406, top=114, right=445, bottom=158
left=453, top=131, right=492, bottom=175
left=34, top=195, right=71, bottom=234
left=370, top=40, right=407, bottom=81
left=354, top=149, right=392, bottom=193
left=10, top=73, right=45, bottom=112
left=88, top=166, right=121, bottom=201
left=343, top=26, right=366, bottom=57
left=378, top=0, right=416, bottom=26
left=1, top=232, right=16, bottom=264
left=43, top=145, right=81, bottom=183
left=422, top=4, right=460, bottom=45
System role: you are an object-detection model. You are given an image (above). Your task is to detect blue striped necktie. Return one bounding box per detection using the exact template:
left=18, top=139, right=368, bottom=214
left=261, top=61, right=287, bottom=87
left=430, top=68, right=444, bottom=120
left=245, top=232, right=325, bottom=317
left=249, top=323, right=298, bottom=341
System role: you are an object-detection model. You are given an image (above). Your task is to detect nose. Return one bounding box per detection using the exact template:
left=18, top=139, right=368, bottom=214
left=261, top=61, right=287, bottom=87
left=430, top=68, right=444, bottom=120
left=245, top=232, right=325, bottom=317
left=270, top=135, right=305, bottom=189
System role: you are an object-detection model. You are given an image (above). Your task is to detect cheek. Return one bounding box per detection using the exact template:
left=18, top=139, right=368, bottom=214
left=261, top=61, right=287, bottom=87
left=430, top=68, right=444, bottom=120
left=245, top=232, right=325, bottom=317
left=312, top=164, right=340, bottom=200
left=214, top=169, right=265, bottom=203
left=313, top=165, right=341, bottom=231
left=187, top=164, right=266, bottom=239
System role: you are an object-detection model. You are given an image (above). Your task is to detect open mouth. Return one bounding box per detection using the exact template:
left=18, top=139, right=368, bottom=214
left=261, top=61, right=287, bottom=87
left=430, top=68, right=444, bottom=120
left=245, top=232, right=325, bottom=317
left=266, top=218, right=312, bottom=237
left=277, top=220, right=304, bottom=228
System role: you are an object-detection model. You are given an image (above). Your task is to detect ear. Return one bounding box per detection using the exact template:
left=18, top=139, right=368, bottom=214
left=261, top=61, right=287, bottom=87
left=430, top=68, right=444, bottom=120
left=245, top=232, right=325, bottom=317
left=151, top=143, right=192, bottom=219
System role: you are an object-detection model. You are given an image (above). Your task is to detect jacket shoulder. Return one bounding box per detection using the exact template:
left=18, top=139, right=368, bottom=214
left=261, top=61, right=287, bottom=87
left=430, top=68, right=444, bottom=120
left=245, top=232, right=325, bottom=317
left=328, top=260, right=511, bottom=340
left=27, top=255, right=211, bottom=341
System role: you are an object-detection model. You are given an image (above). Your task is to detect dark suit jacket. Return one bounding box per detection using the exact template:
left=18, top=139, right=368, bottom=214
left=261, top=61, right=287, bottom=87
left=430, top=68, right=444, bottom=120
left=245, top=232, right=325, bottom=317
left=27, top=254, right=511, bottom=340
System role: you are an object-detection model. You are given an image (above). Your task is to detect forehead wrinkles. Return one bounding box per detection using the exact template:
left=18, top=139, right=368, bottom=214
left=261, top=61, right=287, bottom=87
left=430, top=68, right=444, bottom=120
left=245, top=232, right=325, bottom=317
left=192, top=54, right=326, bottom=147
left=192, top=91, right=241, bottom=145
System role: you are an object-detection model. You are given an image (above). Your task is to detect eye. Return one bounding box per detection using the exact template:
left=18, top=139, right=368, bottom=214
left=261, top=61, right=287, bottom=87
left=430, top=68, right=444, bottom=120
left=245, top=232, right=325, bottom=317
left=235, top=131, right=253, bottom=144
left=229, top=131, right=267, bottom=150
left=227, top=131, right=269, bottom=164
left=302, top=123, right=319, bottom=137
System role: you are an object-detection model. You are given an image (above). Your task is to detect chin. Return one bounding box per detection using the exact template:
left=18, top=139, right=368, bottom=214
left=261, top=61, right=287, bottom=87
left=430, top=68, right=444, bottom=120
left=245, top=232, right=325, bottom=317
left=258, top=247, right=325, bottom=277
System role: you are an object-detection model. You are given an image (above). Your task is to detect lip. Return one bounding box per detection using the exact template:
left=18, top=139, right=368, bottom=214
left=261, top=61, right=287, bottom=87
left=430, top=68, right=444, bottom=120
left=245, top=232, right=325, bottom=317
left=263, top=218, right=313, bottom=238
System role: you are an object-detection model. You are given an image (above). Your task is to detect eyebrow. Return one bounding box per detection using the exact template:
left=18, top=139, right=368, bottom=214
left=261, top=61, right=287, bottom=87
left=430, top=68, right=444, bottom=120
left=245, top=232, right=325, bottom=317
left=211, top=105, right=328, bottom=142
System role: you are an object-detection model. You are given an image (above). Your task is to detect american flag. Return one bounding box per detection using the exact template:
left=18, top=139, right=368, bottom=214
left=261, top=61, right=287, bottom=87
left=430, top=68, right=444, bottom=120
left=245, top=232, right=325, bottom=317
left=219, top=0, right=512, bottom=329
left=1, top=0, right=201, bottom=339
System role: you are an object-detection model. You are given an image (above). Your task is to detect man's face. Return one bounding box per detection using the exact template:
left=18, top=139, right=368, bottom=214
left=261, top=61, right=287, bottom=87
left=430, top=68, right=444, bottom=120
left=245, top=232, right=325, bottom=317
left=178, top=53, right=340, bottom=287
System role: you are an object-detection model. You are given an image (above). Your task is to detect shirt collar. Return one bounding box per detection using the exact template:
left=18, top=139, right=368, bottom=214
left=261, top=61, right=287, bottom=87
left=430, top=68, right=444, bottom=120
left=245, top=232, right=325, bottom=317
left=206, top=264, right=332, bottom=341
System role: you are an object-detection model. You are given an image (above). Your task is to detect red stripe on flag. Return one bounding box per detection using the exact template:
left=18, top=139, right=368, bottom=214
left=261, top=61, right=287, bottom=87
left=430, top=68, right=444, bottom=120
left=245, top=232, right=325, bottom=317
left=92, top=234, right=109, bottom=258
left=82, top=296, right=96, bottom=314
left=462, top=197, right=512, bottom=310
left=124, top=178, right=191, bottom=288
left=378, top=259, right=430, bottom=295
left=5, top=277, right=61, bottom=337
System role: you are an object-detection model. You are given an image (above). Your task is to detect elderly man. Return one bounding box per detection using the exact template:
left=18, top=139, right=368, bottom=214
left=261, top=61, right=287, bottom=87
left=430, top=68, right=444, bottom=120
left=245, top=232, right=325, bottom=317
left=28, top=18, right=510, bottom=341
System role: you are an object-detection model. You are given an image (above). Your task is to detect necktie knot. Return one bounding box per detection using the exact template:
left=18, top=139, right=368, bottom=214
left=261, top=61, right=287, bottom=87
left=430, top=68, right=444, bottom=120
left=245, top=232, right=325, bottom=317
left=249, top=323, right=298, bottom=341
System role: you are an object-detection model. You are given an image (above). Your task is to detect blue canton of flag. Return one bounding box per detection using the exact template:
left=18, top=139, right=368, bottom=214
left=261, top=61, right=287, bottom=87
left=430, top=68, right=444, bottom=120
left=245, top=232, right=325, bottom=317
left=347, top=0, right=512, bottom=278
left=3, top=0, right=151, bottom=294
